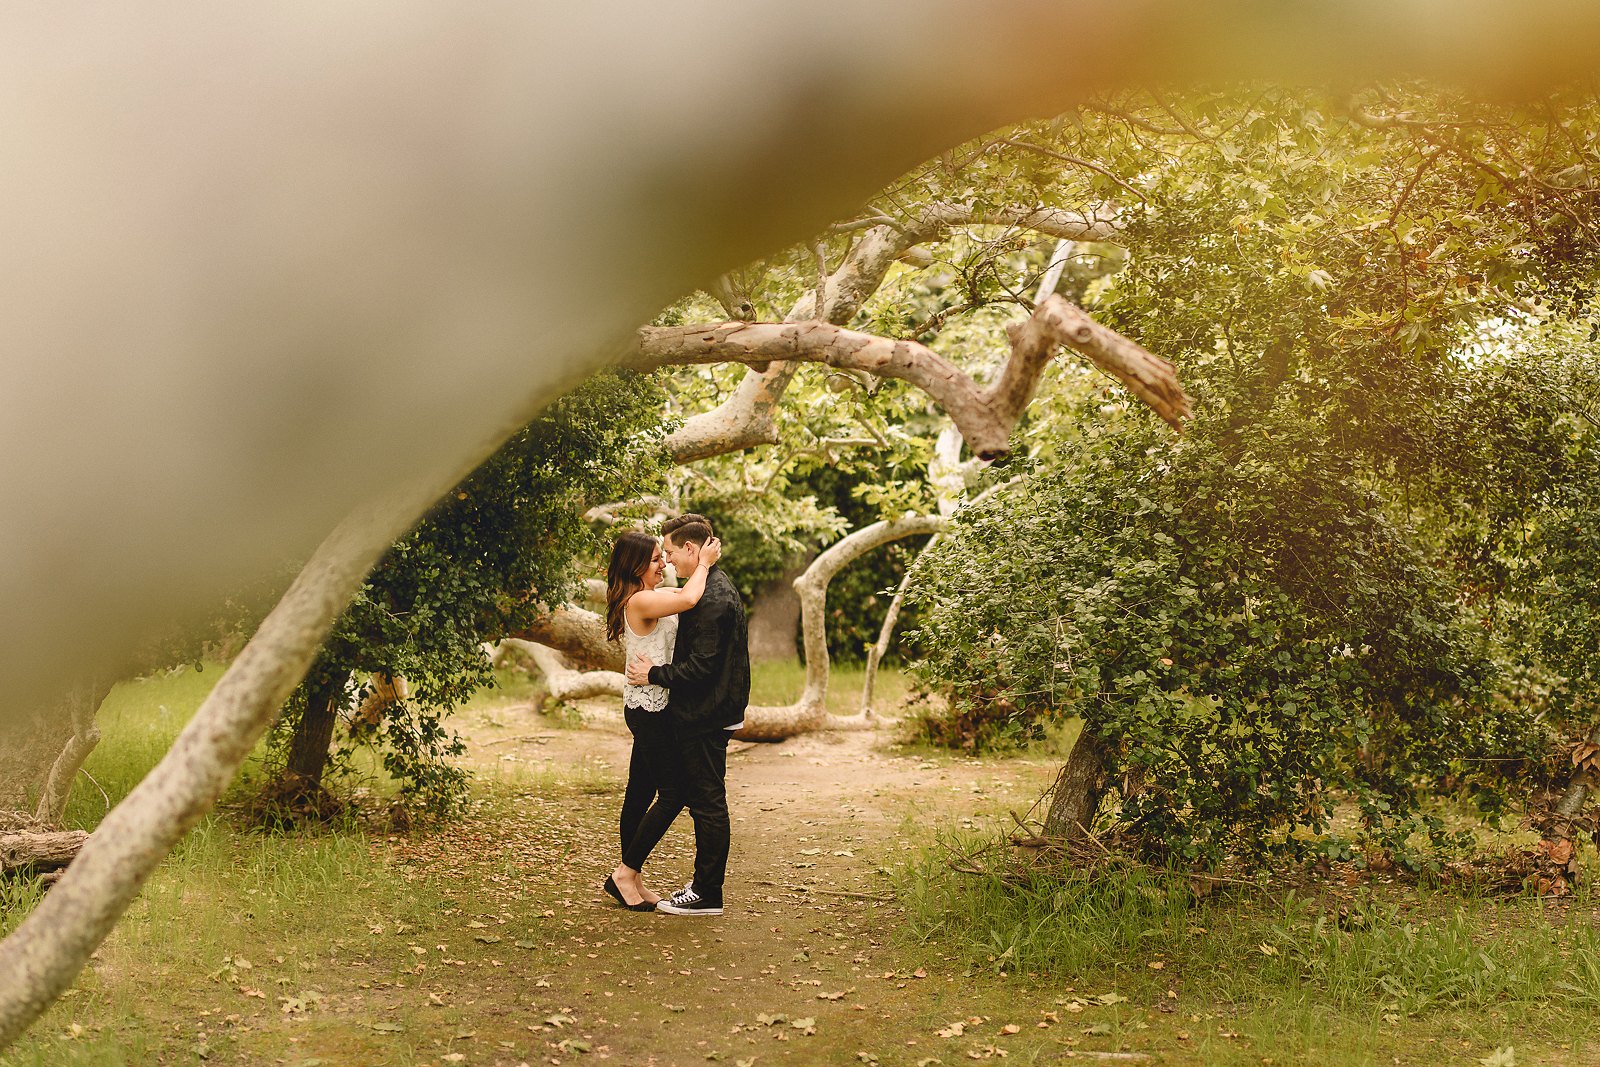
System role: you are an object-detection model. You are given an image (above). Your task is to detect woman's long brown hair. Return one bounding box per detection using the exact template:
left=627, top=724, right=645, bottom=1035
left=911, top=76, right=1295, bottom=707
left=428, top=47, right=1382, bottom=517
left=605, top=530, right=658, bottom=642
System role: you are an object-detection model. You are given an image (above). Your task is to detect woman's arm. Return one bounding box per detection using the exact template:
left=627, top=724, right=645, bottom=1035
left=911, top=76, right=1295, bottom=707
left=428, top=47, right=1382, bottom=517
left=629, top=537, right=722, bottom=622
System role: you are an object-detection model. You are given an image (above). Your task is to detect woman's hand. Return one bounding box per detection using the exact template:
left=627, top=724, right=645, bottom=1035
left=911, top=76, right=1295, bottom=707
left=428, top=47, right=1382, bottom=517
left=700, top=536, right=722, bottom=567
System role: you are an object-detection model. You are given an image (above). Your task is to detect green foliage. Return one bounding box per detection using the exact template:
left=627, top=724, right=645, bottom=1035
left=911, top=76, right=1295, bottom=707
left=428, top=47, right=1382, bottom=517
left=907, top=406, right=1543, bottom=865
left=269, top=371, right=670, bottom=815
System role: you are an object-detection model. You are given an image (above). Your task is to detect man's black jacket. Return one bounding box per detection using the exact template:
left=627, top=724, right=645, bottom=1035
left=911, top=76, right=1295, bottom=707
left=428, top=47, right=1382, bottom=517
left=647, top=566, right=750, bottom=738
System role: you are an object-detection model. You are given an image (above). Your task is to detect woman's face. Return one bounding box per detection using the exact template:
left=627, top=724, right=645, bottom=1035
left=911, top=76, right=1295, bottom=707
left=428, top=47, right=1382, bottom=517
left=640, top=542, right=665, bottom=590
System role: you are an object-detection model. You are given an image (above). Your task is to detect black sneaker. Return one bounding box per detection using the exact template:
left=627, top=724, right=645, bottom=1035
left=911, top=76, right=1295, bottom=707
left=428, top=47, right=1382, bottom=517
left=656, top=885, right=723, bottom=916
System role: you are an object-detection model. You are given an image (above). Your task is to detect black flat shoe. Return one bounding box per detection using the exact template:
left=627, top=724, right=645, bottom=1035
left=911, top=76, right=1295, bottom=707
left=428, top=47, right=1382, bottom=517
left=603, top=875, right=656, bottom=911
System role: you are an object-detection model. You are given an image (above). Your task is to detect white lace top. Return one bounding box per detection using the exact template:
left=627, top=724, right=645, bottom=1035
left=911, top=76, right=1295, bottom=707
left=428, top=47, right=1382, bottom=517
left=621, top=610, right=677, bottom=712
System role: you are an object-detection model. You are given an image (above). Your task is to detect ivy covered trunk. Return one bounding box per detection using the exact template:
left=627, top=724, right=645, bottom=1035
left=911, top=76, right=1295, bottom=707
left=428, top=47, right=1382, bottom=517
left=280, top=665, right=351, bottom=801
left=1042, top=728, right=1107, bottom=845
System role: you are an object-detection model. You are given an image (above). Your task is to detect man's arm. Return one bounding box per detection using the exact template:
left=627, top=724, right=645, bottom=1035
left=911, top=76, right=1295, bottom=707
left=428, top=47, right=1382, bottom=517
left=647, top=598, right=729, bottom=690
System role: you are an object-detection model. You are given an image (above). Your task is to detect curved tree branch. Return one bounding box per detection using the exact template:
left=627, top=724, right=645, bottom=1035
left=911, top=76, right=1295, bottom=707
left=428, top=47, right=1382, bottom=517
left=635, top=295, right=1188, bottom=460
left=734, top=513, right=947, bottom=741
left=664, top=203, right=1123, bottom=464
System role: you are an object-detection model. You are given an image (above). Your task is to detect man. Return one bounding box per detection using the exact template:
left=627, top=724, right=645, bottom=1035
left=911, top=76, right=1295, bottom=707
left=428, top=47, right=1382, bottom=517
left=626, top=514, right=750, bottom=916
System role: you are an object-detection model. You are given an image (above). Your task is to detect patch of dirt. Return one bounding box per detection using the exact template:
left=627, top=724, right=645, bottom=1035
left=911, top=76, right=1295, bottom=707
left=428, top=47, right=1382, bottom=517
left=363, top=697, right=1067, bottom=1066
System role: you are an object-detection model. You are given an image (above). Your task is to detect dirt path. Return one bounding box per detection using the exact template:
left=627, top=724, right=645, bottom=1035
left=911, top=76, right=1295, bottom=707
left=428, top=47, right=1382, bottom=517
left=383, top=699, right=1065, bottom=1067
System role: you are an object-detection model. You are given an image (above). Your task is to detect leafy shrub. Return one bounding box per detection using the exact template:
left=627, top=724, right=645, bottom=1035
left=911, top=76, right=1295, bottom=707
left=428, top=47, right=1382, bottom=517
left=267, top=370, right=670, bottom=817
left=907, top=408, right=1544, bottom=866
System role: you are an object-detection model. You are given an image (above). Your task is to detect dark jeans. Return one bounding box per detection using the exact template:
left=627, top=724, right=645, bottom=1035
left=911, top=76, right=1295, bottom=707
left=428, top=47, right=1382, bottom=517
left=620, top=706, right=684, bottom=871
left=677, top=729, right=731, bottom=904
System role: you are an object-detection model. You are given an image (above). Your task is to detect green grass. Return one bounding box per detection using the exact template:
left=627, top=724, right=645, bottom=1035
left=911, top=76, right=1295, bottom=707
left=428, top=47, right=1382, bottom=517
left=61, top=665, right=227, bottom=830
left=895, top=829, right=1600, bottom=1059
left=748, top=657, right=914, bottom=715
left=7, top=662, right=1598, bottom=1066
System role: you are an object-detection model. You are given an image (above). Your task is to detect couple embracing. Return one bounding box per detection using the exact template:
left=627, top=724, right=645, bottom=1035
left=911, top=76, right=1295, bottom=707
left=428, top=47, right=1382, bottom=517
left=600, top=514, right=750, bottom=916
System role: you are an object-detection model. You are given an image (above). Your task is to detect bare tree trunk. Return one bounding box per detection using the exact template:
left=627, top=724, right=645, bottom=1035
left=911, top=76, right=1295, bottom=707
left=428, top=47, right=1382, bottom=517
left=279, top=665, right=352, bottom=802
left=0, top=492, right=420, bottom=1050
left=0, top=711, right=73, bottom=816
left=1042, top=727, right=1108, bottom=845
left=0, top=830, right=89, bottom=877
left=746, top=558, right=810, bottom=663
left=859, top=535, right=939, bottom=715
left=1526, top=720, right=1600, bottom=894
left=33, top=676, right=114, bottom=828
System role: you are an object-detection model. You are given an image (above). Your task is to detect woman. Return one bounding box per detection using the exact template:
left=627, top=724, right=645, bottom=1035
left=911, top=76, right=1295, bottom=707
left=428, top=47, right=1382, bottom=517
left=602, top=528, right=722, bottom=909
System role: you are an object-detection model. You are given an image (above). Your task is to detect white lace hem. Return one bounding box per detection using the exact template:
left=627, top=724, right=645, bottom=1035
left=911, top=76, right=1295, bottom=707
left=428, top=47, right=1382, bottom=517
left=623, top=684, right=669, bottom=712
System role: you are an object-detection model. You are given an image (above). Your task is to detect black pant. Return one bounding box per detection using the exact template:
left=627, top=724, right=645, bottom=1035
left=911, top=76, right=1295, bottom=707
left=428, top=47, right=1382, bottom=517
left=620, top=707, right=684, bottom=871
left=677, top=729, right=731, bottom=904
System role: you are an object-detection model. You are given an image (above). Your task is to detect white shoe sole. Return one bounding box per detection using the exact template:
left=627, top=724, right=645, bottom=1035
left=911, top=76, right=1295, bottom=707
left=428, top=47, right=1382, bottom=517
left=656, top=901, right=723, bottom=916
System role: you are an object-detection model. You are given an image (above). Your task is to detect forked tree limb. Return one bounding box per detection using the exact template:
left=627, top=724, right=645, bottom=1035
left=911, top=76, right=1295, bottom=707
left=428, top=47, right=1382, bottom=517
left=1004, top=300, right=1191, bottom=435
left=664, top=204, right=1122, bottom=463
left=504, top=640, right=627, bottom=703
left=633, top=295, right=1188, bottom=460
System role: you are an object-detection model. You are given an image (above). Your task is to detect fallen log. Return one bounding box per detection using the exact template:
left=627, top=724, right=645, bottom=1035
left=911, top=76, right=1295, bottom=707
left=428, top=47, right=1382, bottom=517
left=0, top=830, right=88, bottom=876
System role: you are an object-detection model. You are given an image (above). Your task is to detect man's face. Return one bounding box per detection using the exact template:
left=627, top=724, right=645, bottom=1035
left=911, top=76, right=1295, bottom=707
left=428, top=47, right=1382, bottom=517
left=662, top=535, right=700, bottom=579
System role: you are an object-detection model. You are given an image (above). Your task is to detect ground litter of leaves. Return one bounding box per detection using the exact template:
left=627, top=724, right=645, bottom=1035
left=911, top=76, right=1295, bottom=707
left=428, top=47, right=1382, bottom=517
left=11, top=702, right=1594, bottom=1067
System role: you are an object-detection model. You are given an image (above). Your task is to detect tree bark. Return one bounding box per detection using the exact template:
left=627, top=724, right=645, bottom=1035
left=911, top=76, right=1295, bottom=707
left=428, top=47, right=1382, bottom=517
left=733, top=514, right=947, bottom=741
left=1042, top=727, right=1109, bottom=846
left=506, top=640, right=627, bottom=703
left=511, top=606, right=623, bottom=673
left=859, top=535, right=939, bottom=716
left=664, top=207, right=1120, bottom=464
left=280, top=665, right=352, bottom=800
left=746, top=558, right=810, bottom=663
left=33, top=676, right=113, bottom=829
left=632, top=296, right=1189, bottom=461
left=0, top=832, right=88, bottom=877
left=0, top=492, right=423, bottom=1050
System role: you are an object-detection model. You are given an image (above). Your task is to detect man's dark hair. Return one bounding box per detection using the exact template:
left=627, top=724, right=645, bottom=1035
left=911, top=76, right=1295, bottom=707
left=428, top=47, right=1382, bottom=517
left=665, top=520, right=713, bottom=548
left=661, top=513, right=713, bottom=539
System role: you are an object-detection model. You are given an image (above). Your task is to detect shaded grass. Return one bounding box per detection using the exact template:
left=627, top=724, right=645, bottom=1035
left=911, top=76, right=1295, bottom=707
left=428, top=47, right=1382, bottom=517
left=896, top=827, right=1600, bottom=1058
